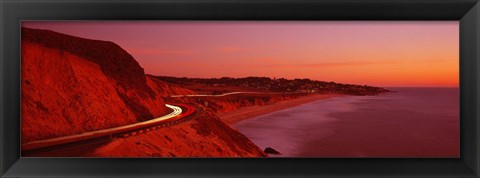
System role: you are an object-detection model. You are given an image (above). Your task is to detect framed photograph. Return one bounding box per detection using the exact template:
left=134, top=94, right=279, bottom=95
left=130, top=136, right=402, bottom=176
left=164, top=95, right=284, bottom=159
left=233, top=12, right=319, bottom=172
left=1, top=0, right=479, bottom=177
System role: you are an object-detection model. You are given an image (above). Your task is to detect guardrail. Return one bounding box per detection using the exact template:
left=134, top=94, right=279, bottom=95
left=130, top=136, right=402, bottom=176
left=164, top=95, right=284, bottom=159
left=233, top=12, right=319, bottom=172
left=22, top=103, right=196, bottom=151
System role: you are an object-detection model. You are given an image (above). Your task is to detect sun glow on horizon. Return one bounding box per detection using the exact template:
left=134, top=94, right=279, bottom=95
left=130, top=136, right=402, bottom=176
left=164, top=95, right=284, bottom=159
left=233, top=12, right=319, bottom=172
left=22, top=21, right=459, bottom=88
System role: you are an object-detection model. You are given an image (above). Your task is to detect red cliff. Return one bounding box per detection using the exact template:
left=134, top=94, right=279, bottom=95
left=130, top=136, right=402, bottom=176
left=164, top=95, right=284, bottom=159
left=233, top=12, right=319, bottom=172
left=21, top=28, right=170, bottom=143
left=21, top=27, right=265, bottom=157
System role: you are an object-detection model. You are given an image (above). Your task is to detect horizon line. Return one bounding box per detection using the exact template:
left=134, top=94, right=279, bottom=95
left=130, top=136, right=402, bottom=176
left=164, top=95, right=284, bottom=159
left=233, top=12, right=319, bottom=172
left=148, top=74, right=458, bottom=88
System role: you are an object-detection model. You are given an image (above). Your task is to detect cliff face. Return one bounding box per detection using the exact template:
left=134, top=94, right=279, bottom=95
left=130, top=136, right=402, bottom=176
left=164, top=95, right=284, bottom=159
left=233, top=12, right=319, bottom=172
left=21, top=27, right=265, bottom=157
left=166, top=93, right=311, bottom=114
left=146, top=75, right=196, bottom=96
left=21, top=28, right=169, bottom=143
left=85, top=112, right=266, bottom=157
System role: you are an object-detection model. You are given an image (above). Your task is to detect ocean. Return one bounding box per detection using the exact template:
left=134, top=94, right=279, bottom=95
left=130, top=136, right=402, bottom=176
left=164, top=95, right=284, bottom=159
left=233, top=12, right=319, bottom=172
left=233, top=88, right=459, bottom=157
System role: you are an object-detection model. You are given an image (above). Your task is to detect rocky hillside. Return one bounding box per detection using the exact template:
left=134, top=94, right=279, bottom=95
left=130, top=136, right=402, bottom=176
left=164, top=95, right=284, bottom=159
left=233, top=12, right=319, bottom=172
left=146, top=75, right=196, bottom=97
left=21, top=28, right=171, bottom=142
left=85, top=112, right=266, bottom=157
left=21, top=27, right=265, bottom=157
left=165, top=92, right=312, bottom=113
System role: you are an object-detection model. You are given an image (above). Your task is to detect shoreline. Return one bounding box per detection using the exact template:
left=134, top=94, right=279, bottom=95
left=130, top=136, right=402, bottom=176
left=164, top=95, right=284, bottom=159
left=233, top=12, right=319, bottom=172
left=217, top=94, right=343, bottom=125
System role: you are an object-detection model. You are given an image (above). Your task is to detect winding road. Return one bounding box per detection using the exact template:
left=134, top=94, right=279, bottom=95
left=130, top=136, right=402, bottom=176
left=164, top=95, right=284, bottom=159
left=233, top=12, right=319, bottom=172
left=23, top=91, right=305, bottom=156
left=169, top=91, right=307, bottom=98
left=22, top=103, right=196, bottom=156
left=170, top=91, right=260, bottom=97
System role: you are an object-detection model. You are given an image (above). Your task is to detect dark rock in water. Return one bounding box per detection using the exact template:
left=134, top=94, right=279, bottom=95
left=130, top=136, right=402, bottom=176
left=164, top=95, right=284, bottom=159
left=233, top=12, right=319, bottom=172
left=264, top=147, right=281, bottom=154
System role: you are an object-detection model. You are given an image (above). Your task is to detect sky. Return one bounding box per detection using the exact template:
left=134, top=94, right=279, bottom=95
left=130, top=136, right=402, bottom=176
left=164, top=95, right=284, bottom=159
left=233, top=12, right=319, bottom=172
left=22, top=21, right=459, bottom=87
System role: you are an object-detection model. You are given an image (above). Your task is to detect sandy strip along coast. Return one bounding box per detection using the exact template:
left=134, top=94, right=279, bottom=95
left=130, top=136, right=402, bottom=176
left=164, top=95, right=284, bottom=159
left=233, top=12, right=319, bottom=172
left=218, top=94, right=342, bottom=124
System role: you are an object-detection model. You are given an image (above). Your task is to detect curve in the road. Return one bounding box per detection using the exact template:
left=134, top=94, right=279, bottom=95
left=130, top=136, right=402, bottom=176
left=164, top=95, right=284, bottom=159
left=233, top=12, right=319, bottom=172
left=170, top=91, right=260, bottom=98
left=170, top=91, right=305, bottom=98
left=22, top=104, right=188, bottom=151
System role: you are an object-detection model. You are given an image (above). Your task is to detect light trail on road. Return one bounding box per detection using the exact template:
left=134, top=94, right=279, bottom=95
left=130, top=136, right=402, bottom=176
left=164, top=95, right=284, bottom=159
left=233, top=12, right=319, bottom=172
left=170, top=91, right=305, bottom=98
left=170, top=92, right=260, bottom=97
left=22, top=104, right=183, bottom=151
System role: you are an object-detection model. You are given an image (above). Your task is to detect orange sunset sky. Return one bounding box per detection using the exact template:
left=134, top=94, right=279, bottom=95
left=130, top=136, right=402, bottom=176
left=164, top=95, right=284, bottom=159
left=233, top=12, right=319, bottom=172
left=22, top=21, right=459, bottom=87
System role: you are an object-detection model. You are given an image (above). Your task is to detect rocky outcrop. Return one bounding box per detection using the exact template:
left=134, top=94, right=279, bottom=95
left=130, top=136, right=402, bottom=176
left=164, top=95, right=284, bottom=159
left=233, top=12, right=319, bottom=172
left=85, top=112, right=266, bottom=157
left=21, top=27, right=266, bottom=157
left=167, top=93, right=311, bottom=113
left=21, top=28, right=169, bottom=143
left=146, top=75, right=196, bottom=96
left=264, top=147, right=281, bottom=154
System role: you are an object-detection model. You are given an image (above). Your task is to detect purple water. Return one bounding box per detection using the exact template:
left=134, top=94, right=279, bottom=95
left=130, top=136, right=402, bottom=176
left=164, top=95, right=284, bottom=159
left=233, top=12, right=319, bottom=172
left=234, top=88, right=459, bottom=157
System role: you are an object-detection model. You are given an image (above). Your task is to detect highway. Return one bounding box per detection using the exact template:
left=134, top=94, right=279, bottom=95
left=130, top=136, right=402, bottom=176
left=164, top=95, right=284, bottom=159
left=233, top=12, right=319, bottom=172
left=170, top=91, right=306, bottom=98
left=170, top=91, right=262, bottom=97
left=22, top=103, right=196, bottom=156
left=23, top=91, right=302, bottom=156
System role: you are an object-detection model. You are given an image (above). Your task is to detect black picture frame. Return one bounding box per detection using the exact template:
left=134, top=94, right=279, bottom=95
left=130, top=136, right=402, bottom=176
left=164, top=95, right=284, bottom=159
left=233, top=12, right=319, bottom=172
left=1, top=0, right=479, bottom=177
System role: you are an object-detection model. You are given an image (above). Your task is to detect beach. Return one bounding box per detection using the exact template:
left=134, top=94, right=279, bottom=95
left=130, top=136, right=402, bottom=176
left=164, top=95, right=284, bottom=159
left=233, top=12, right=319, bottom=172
left=233, top=88, right=459, bottom=157
left=217, top=94, right=342, bottom=124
